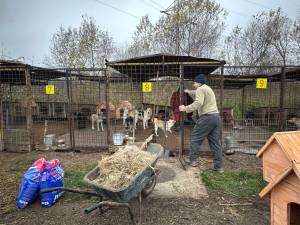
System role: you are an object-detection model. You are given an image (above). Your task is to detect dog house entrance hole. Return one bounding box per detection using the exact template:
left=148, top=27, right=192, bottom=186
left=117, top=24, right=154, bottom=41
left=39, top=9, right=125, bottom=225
left=289, top=202, right=300, bottom=225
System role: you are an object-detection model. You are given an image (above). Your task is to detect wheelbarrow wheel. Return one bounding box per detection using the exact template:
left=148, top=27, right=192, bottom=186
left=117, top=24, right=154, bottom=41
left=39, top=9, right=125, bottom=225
left=141, top=175, right=157, bottom=197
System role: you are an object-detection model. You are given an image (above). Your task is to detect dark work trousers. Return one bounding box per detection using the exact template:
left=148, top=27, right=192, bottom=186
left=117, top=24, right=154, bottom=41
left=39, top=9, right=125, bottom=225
left=189, top=113, right=223, bottom=169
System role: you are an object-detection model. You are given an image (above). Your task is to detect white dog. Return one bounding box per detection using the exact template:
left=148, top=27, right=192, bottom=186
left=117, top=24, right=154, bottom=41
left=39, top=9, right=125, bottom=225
left=123, top=108, right=129, bottom=126
left=153, top=118, right=176, bottom=138
left=91, top=111, right=104, bottom=132
left=124, top=108, right=152, bottom=130
left=142, top=108, right=152, bottom=130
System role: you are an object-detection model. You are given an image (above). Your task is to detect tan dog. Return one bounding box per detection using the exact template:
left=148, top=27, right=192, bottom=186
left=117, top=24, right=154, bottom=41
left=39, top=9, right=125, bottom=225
left=153, top=118, right=176, bottom=138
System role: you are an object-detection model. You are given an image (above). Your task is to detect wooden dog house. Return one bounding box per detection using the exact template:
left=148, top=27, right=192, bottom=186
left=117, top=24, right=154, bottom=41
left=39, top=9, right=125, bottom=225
left=257, top=131, right=300, bottom=225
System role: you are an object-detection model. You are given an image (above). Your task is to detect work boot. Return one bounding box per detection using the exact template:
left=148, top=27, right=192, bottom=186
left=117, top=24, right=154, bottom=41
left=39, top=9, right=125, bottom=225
left=184, top=157, right=199, bottom=167
left=212, top=167, right=224, bottom=173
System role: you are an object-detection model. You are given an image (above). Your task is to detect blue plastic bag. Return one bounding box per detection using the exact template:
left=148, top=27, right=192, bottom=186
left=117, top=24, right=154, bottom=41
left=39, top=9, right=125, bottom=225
left=16, top=158, right=46, bottom=209
left=40, top=159, right=64, bottom=207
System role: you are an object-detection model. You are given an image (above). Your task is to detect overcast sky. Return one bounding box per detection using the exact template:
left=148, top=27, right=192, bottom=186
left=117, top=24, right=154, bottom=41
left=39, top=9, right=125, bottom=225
left=0, top=0, right=299, bottom=65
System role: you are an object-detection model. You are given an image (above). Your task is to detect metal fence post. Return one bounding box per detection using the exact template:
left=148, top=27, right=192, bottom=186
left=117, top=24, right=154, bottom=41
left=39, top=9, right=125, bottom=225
left=220, top=66, right=224, bottom=145
left=279, top=66, right=286, bottom=130
left=25, top=67, right=33, bottom=152
left=105, top=69, right=111, bottom=147
left=0, top=88, right=3, bottom=151
left=179, top=64, right=186, bottom=170
left=66, top=69, right=73, bottom=150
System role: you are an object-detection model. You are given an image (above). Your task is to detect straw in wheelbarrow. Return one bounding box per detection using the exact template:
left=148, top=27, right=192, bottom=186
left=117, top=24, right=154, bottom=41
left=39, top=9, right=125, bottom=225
left=94, top=145, right=156, bottom=190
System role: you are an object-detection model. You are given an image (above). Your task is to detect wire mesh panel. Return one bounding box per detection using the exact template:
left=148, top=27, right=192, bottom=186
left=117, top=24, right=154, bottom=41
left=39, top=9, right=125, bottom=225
left=108, top=64, right=160, bottom=146
left=68, top=69, right=108, bottom=150
left=283, top=67, right=300, bottom=131
left=0, top=66, right=31, bottom=152
left=0, top=65, right=109, bottom=152
left=28, top=68, right=70, bottom=151
left=221, top=66, right=300, bottom=154
left=107, top=54, right=225, bottom=157
left=108, top=58, right=300, bottom=157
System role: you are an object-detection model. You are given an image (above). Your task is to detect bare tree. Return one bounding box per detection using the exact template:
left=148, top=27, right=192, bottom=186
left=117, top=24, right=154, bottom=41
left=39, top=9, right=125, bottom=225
left=223, top=26, right=243, bottom=66
left=50, top=26, right=79, bottom=67
left=223, top=9, right=296, bottom=73
left=120, top=0, right=226, bottom=58
left=269, top=9, right=296, bottom=66
left=291, top=15, right=300, bottom=63
left=48, top=15, right=115, bottom=68
left=127, top=15, right=154, bottom=57
left=154, top=0, right=227, bottom=57
left=113, top=42, right=132, bottom=60
left=78, top=15, right=115, bottom=68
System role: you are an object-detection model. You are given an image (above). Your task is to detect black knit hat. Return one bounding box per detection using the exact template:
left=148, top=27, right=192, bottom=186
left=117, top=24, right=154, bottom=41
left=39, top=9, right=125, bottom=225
left=194, top=74, right=207, bottom=84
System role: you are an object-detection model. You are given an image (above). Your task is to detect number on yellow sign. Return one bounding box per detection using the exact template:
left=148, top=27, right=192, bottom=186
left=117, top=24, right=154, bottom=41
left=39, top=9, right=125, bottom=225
left=142, top=82, right=152, bottom=92
left=46, top=85, right=55, bottom=95
left=256, top=79, right=267, bottom=89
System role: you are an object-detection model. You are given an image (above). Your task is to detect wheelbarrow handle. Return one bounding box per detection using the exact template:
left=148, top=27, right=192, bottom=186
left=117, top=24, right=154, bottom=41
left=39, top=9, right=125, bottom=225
left=40, top=187, right=102, bottom=197
left=85, top=202, right=102, bottom=214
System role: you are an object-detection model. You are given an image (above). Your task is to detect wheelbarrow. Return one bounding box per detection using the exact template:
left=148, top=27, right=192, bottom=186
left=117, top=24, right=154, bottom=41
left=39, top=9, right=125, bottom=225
left=40, top=142, right=163, bottom=225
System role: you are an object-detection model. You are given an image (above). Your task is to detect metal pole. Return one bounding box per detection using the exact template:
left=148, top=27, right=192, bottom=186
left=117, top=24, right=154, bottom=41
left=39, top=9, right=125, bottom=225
left=140, top=76, right=144, bottom=110
left=105, top=69, right=111, bottom=147
left=66, top=69, right=73, bottom=150
left=71, top=72, right=76, bottom=149
left=241, top=87, right=245, bottom=120
left=220, top=66, right=224, bottom=145
left=179, top=64, right=186, bottom=170
left=25, top=67, right=33, bottom=152
left=9, top=85, right=13, bottom=127
left=152, top=70, right=160, bottom=143
left=279, top=66, right=286, bottom=130
left=267, top=78, right=271, bottom=127
left=0, top=85, right=4, bottom=151
left=98, top=75, right=101, bottom=104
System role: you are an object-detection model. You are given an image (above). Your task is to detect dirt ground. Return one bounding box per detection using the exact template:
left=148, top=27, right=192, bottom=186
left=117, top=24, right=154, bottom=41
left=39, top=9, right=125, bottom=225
left=9, top=119, right=269, bottom=154
left=0, top=149, right=269, bottom=225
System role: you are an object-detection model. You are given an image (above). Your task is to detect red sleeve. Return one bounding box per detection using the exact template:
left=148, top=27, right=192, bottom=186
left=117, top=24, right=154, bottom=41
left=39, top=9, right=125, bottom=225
left=170, top=93, right=177, bottom=110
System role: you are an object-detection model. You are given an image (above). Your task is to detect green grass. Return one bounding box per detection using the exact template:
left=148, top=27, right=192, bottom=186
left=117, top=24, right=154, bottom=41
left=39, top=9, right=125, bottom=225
left=63, top=163, right=97, bottom=201
left=201, top=170, right=266, bottom=197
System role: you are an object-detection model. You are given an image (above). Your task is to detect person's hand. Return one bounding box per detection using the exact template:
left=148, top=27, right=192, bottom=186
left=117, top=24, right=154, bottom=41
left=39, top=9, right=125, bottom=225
left=184, top=89, right=189, bottom=93
left=179, top=105, right=186, bottom=112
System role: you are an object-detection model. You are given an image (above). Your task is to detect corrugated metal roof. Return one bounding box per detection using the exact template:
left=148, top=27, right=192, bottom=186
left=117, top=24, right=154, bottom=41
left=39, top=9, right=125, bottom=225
left=107, top=53, right=226, bottom=80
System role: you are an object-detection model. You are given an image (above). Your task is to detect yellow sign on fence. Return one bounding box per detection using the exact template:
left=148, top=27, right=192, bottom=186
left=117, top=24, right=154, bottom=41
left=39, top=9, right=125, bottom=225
left=45, top=85, right=55, bottom=95
left=142, top=82, right=152, bottom=92
left=256, top=78, right=268, bottom=89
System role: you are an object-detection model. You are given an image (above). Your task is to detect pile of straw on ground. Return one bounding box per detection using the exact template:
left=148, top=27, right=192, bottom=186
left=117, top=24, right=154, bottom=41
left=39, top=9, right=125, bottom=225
left=93, top=145, right=156, bottom=190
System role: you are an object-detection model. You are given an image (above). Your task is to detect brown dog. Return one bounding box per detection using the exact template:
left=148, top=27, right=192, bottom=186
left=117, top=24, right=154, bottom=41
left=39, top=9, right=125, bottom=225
left=153, top=118, right=176, bottom=138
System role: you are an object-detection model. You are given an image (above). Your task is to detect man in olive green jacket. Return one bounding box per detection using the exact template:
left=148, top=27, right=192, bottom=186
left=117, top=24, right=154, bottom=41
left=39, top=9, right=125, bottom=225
left=179, top=74, right=223, bottom=172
